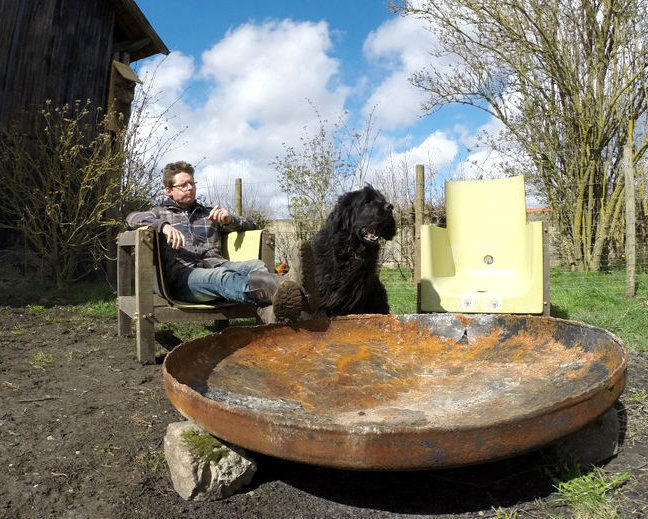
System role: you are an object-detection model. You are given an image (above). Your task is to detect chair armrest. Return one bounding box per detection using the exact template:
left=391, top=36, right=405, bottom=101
left=222, top=229, right=275, bottom=270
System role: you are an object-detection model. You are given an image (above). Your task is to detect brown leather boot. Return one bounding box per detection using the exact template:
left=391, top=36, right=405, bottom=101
left=246, top=271, right=302, bottom=323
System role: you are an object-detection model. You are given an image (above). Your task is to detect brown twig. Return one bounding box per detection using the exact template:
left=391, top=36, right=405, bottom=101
left=18, top=396, right=60, bottom=403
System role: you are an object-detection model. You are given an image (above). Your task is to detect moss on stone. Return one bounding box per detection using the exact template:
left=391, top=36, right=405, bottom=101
left=181, top=429, right=227, bottom=464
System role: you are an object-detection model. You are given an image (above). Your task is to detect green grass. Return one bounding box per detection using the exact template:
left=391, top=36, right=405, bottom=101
left=157, top=321, right=217, bottom=341
left=553, top=468, right=629, bottom=519
left=136, top=449, right=165, bottom=472
left=625, top=388, right=648, bottom=403
left=381, top=268, right=417, bottom=314
left=0, top=279, right=115, bottom=308
left=489, top=508, right=519, bottom=519
left=28, top=350, right=55, bottom=369
left=550, top=269, right=648, bottom=353
left=77, top=299, right=117, bottom=317
left=3, top=267, right=647, bottom=353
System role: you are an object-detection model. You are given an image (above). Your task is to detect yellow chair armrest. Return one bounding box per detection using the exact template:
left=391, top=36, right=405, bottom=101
left=222, top=229, right=275, bottom=269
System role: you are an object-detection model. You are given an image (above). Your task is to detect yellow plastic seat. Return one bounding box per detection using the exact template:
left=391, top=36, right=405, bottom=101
left=419, top=175, right=548, bottom=314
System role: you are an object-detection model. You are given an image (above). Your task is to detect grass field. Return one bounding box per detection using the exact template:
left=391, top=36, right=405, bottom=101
left=2, top=268, right=647, bottom=353
left=549, top=269, right=648, bottom=353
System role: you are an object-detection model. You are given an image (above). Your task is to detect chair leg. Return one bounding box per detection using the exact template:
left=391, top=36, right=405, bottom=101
left=117, top=243, right=132, bottom=336
left=135, top=228, right=156, bottom=364
left=118, top=309, right=131, bottom=336
left=136, top=314, right=156, bottom=364
left=212, top=319, right=229, bottom=332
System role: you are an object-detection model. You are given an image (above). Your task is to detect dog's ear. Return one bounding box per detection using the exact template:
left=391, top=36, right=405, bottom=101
left=361, top=184, right=376, bottom=202
left=326, top=191, right=356, bottom=233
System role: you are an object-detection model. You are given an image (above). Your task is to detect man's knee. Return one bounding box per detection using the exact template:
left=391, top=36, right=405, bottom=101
left=246, top=259, right=270, bottom=273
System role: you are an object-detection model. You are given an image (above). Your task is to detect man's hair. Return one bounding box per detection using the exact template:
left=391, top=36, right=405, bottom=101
left=162, top=161, right=195, bottom=187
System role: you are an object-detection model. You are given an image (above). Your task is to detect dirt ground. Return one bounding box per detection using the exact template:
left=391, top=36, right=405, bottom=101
left=1, top=305, right=647, bottom=519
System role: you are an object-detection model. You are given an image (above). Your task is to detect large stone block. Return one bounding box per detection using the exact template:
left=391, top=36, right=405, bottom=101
left=164, top=421, right=256, bottom=500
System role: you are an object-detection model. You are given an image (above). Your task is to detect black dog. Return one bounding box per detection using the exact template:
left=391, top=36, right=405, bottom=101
left=312, top=185, right=396, bottom=316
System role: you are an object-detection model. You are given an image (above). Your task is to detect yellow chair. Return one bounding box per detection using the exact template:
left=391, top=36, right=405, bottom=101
left=419, top=175, right=549, bottom=314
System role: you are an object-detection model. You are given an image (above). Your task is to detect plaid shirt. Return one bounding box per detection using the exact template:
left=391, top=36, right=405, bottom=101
left=126, top=198, right=257, bottom=285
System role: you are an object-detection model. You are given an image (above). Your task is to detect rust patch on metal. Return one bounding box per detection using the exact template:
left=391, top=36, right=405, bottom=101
left=163, top=314, right=627, bottom=470
left=456, top=314, right=474, bottom=328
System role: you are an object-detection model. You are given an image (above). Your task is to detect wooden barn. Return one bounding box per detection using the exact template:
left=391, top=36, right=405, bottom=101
left=0, top=0, right=168, bottom=260
left=0, top=0, right=169, bottom=130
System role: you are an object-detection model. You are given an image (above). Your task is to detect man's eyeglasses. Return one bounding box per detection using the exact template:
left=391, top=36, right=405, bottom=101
left=171, top=182, right=196, bottom=191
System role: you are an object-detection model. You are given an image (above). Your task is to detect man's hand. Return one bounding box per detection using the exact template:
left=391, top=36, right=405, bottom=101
left=162, top=224, right=186, bottom=249
left=208, top=205, right=232, bottom=224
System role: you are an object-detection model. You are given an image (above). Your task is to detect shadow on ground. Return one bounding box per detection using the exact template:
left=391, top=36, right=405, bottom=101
left=252, top=449, right=560, bottom=515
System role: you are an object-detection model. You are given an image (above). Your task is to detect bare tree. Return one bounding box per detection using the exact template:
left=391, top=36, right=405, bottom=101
left=0, top=60, right=189, bottom=288
left=119, top=60, right=188, bottom=218
left=372, top=155, right=443, bottom=277
left=393, top=0, right=648, bottom=271
left=272, top=106, right=378, bottom=241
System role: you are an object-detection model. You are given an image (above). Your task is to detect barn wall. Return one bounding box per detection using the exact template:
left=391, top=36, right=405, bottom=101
left=0, top=0, right=116, bottom=129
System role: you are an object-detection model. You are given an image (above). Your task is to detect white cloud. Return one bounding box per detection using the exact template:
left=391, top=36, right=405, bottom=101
left=132, top=20, right=350, bottom=217
left=452, top=115, right=531, bottom=182
left=451, top=115, right=512, bottom=181
left=131, top=16, right=510, bottom=218
left=370, top=131, right=459, bottom=178
left=200, top=20, right=347, bottom=128
left=136, top=51, right=195, bottom=110
left=361, top=16, right=448, bottom=130
left=453, top=149, right=509, bottom=180
left=393, top=131, right=459, bottom=169
left=452, top=148, right=545, bottom=207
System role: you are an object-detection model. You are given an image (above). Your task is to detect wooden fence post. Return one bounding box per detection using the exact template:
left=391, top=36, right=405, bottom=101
left=235, top=178, right=243, bottom=215
left=415, top=164, right=425, bottom=313
left=624, top=143, right=636, bottom=297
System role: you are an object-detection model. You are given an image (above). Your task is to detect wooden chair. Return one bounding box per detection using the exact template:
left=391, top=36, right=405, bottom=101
left=117, top=226, right=275, bottom=363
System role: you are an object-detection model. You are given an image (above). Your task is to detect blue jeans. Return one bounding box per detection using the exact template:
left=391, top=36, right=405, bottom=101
left=173, top=260, right=269, bottom=304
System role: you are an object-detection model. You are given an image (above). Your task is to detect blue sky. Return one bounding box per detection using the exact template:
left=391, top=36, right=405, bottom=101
left=133, top=0, right=500, bottom=215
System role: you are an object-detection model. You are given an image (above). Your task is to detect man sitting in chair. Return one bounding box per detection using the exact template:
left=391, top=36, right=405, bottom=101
left=125, top=160, right=318, bottom=323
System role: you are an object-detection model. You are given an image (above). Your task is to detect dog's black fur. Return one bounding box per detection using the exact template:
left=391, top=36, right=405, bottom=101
left=312, top=185, right=396, bottom=316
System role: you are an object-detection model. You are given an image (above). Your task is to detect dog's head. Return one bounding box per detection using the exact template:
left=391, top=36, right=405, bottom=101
left=326, top=185, right=396, bottom=244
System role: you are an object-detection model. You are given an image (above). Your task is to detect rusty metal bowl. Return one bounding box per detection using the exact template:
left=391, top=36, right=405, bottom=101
left=163, top=314, right=626, bottom=470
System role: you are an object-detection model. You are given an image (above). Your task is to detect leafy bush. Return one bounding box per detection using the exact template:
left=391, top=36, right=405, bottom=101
left=0, top=101, right=128, bottom=288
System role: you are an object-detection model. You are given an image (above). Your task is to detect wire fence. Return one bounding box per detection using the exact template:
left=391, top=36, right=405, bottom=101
left=216, top=176, right=648, bottom=307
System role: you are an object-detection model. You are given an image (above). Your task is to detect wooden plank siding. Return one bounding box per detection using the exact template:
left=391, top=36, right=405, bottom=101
left=0, top=0, right=116, bottom=129
left=0, top=0, right=169, bottom=131
left=0, top=0, right=167, bottom=248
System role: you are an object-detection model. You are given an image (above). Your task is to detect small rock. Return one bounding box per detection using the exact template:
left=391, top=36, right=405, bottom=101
left=164, top=421, right=256, bottom=501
